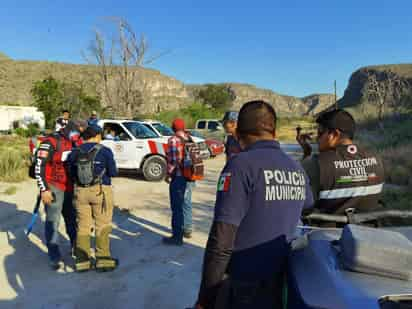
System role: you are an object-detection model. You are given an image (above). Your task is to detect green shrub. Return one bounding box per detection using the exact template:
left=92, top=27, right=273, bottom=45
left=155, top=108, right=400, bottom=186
left=12, top=124, right=40, bottom=138
left=387, top=166, right=410, bottom=185
left=13, top=127, right=29, bottom=137
left=27, top=123, right=40, bottom=137
left=195, top=84, right=235, bottom=111
left=382, top=189, right=412, bottom=211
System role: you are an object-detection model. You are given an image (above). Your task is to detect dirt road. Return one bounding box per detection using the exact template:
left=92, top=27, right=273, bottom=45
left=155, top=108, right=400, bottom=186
left=0, top=155, right=225, bottom=309
left=0, top=144, right=304, bottom=309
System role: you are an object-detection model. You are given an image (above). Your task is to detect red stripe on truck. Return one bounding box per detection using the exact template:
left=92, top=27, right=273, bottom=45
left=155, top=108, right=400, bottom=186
left=148, top=141, right=158, bottom=154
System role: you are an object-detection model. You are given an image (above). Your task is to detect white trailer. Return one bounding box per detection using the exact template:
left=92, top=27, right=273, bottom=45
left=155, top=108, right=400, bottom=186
left=0, top=105, right=45, bottom=132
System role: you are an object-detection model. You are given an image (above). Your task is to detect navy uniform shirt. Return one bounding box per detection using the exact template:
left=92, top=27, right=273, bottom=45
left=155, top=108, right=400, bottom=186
left=215, top=140, right=313, bottom=279
left=197, top=140, right=313, bottom=306
left=224, top=135, right=242, bottom=159
left=68, top=142, right=118, bottom=185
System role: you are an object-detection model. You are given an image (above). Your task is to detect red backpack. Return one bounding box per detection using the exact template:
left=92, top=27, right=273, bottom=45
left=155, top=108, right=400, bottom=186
left=181, top=136, right=204, bottom=181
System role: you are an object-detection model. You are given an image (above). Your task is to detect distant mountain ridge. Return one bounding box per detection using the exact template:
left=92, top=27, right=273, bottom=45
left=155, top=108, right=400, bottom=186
left=0, top=56, right=335, bottom=116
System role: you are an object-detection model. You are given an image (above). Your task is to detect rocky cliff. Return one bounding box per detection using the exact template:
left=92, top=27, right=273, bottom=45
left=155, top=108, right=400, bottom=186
left=0, top=57, right=335, bottom=116
left=338, top=64, right=412, bottom=118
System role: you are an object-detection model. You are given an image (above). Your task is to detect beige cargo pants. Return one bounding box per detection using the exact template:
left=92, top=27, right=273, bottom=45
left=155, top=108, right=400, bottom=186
left=74, top=185, right=116, bottom=271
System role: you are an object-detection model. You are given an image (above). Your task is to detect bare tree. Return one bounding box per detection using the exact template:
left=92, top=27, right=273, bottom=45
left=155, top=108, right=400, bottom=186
left=84, top=17, right=167, bottom=118
left=365, top=70, right=410, bottom=128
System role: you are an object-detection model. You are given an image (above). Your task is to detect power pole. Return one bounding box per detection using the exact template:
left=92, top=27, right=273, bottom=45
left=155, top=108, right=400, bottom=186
left=334, top=80, right=338, bottom=109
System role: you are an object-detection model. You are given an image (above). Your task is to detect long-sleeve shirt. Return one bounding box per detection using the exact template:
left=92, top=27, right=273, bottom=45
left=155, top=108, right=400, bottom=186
left=197, top=140, right=313, bottom=307
left=166, top=131, right=188, bottom=177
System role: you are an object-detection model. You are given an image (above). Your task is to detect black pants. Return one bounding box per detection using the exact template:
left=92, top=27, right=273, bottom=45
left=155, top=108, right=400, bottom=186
left=214, top=275, right=284, bottom=309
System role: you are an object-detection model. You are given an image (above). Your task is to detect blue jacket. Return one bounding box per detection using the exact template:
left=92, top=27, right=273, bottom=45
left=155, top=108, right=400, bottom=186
left=68, top=142, right=117, bottom=185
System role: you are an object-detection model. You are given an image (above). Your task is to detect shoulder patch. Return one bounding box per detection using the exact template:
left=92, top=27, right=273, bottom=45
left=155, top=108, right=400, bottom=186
left=37, top=150, right=49, bottom=158
left=217, top=173, right=231, bottom=192
left=347, top=145, right=358, bottom=155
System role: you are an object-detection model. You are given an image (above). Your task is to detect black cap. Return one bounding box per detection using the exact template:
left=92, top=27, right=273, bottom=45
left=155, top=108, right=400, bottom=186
left=222, top=111, right=239, bottom=122
left=81, top=125, right=102, bottom=140
left=316, top=109, right=356, bottom=138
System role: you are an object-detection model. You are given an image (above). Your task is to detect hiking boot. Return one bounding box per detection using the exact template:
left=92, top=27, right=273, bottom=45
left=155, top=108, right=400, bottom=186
left=75, top=258, right=92, bottom=273
left=162, top=236, right=183, bottom=246
left=183, top=230, right=192, bottom=239
left=95, top=257, right=119, bottom=273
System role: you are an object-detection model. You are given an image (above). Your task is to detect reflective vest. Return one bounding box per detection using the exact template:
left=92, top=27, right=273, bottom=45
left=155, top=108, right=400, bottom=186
left=317, top=144, right=384, bottom=214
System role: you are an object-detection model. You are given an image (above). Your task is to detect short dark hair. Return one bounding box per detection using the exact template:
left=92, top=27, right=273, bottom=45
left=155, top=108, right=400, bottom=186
left=316, top=109, right=355, bottom=139
left=62, top=110, right=70, bottom=114
left=237, top=100, right=277, bottom=138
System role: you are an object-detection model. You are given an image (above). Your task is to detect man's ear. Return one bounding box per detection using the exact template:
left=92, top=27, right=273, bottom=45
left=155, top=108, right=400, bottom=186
left=329, top=129, right=341, bottom=144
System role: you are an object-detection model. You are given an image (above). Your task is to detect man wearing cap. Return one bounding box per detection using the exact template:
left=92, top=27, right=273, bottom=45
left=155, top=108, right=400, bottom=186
left=297, top=109, right=385, bottom=214
left=88, top=111, right=99, bottom=127
left=68, top=125, right=118, bottom=272
left=222, top=111, right=242, bottom=162
left=34, top=120, right=84, bottom=270
left=163, top=118, right=195, bottom=246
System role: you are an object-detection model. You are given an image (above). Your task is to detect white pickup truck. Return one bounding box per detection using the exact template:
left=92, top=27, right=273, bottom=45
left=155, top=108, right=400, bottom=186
left=98, top=119, right=171, bottom=181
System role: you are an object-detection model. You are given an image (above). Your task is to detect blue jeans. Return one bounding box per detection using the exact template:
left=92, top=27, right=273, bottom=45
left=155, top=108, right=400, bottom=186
left=169, top=176, right=194, bottom=239
left=44, top=186, right=76, bottom=261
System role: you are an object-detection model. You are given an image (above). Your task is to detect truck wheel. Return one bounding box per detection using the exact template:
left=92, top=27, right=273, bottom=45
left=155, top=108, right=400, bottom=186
left=142, top=155, right=167, bottom=182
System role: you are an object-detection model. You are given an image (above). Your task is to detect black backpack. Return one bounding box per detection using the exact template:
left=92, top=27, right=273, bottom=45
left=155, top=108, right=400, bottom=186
left=76, top=144, right=105, bottom=186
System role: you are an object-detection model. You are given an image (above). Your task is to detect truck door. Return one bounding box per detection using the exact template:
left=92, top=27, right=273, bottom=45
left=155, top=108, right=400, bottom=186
left=101, top=122, right=139, bottom=169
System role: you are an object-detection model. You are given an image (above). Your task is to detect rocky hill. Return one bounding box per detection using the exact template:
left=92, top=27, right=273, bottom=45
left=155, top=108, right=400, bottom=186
left=188, top=83, right=335, bottom=117
left=338, top=64, right=412, bottom=119
left=0, top=57, right=334, bottom=116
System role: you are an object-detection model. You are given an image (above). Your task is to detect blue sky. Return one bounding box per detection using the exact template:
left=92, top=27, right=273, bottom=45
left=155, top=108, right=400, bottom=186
left=1, top=0, right=411, bottom=97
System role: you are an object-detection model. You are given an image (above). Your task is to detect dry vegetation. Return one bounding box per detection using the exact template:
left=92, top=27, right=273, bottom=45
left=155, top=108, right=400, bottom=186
left=356, top=116, right=412, bottom=210
left=0, top=135, right=30, bottom=182
left=276, top=117, right=316, bottom=142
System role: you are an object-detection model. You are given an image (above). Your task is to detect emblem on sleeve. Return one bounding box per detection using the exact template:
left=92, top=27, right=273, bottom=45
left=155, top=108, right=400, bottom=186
left=218, top=173, right=231, bottom=192
left=37, top=150, right=49, bottom=158
left=347, top=145, right=358, bottom=155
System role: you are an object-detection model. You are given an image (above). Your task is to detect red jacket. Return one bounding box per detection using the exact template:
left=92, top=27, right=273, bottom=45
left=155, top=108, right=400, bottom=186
left=35, top=133, right=73, bottom=192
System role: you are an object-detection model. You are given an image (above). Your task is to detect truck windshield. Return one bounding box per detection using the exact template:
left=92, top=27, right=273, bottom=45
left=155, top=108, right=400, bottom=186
left=124, top=122, right=158, bottom=139
left=153, top=123, right=174, bottom=136
left=190, top=130, right=205, bottom=139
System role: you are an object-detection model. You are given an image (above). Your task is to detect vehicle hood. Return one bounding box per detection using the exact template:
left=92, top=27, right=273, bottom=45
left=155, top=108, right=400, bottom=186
left=190, top=136, right=205, bottom=143
left=289, top=227, right=412, bottom=309
left=159, top=134, right=205, bottom=143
